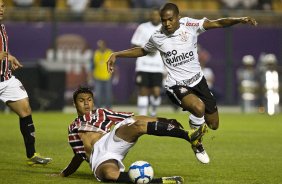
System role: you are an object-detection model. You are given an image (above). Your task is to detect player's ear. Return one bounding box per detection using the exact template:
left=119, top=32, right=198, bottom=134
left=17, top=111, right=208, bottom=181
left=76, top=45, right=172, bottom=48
left=73, top=101, right=76, bottom=108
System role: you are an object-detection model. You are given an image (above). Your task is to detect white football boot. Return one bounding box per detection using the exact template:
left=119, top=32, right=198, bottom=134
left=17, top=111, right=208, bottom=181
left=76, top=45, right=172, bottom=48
left=189, top=119, right=210, bottom=164
left=191, top=142, right=210, bottom=164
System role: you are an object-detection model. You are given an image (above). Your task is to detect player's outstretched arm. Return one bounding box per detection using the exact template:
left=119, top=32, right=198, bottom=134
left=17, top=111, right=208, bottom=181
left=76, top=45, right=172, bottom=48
left=0, top=51, right=8, bottom=60
left=60, top=154, right=84, bottom=177
left=203, top=17, right=258, bottom=30
left=8, top=54, right=23, bottom=70
left=107, top=47, right=148, bottom=73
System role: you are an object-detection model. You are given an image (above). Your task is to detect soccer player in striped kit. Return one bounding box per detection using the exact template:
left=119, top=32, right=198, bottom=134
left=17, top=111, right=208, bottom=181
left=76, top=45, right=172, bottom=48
left=0, top=0, right=51, bottom=165
left=58, top=86, right=207, bottom=183
left=107, top=3, right=257, bottom=164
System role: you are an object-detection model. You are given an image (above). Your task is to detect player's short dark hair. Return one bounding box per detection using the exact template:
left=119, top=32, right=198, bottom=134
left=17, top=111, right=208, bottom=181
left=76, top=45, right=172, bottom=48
left=73, top=86, right=93, bottom=102
left=159, top=3, right=179, bottom=16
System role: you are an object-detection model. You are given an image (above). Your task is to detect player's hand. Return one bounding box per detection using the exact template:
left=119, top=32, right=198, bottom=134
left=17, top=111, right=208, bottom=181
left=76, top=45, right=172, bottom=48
left=240, top=17, right=258, bottom=26
left=107, top=53, right=116, bottom=73
left=8, top=55, right=23, bottom=70
left=0, top=51, right=8, bottom=60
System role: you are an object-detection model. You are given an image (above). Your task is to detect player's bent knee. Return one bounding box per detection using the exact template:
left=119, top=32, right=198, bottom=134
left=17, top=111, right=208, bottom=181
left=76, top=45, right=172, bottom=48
left=207, top=120, right=219, bottom=130
left=192, top=102, right=205, bottom=117
left=102, top=171, right=120, bottom=182
left=18, top=103, right=32, bottom=117
left=132, top=120, right=147, bottom=135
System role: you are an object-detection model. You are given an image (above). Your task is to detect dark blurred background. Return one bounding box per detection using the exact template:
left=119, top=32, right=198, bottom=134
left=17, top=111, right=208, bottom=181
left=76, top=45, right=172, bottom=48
left=1, top=0, right=281, bottom=111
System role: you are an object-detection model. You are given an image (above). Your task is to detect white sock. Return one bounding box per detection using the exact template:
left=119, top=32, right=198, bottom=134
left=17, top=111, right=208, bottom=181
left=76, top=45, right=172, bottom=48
left=137, top=96, right=149, bottom=115
left=189, top=114, right=205, bottom=129
left=149, top=96, right=161, bottom=116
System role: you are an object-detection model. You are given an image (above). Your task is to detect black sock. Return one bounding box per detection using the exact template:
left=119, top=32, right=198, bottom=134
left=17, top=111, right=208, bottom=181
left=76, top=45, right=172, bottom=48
left=115, top=172, right=131, bottom=183
left=20, top=115, right=36, bottom=158
left=147, top=122, right=190, bottom=142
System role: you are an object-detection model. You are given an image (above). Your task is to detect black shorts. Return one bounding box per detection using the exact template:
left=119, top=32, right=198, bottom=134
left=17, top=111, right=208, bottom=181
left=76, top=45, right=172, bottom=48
left=135, top=72, right=163, bottom=87
left=166, top=77, right=217, bottom=114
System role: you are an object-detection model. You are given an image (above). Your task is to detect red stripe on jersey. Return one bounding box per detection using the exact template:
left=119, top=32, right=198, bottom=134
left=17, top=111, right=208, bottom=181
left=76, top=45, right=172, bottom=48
left=105, top=121, right=115, bottom=130
left=84, top=112, right=91, bottom=122
left=73, top=147, right=85, bottom=152
left=96, top=108, right=106, bottom=128
left=0, top=24, right=11, bottom=81
left=68, top=134, right=80, bottom=141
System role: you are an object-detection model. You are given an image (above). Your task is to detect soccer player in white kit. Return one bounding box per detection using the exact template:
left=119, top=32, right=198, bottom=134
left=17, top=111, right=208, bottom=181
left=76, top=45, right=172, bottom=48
left=131, top=8, right=165, bottom=116
left=107, top=3, right=257, bottom=164
left=0, top=0, right=51, bottom=165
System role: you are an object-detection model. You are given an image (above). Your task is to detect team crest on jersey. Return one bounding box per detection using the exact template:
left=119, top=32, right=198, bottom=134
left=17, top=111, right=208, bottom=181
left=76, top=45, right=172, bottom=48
left=180, top=31, right=188, bottom=42
left=179, top=87, right=188, bottom=94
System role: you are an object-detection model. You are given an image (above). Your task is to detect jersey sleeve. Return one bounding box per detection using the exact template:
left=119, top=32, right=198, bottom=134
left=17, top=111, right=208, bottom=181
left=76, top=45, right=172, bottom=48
left=181, top=17, right=207, bottom=35
left=102, top=108, right=134, bottom=124
left=77, top=108, right=134, bottom=133
left=68, top=121, right=88, bottom=161
left=143, top=36, right=158, bottom=53
left=131, top=24, right=145, bottom=47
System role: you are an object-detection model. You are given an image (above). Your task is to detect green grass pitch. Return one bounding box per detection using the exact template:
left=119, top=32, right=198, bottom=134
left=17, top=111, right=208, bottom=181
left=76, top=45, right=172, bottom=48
left=0, top=111, right=282, bottom=184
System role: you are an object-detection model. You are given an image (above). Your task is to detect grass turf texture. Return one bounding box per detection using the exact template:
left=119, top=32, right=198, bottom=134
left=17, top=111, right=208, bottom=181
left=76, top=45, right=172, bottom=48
left=0, top=111, right=282, bottom=184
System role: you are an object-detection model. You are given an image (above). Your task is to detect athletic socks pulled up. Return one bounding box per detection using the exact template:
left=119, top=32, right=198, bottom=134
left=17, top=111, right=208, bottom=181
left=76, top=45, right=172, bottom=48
left=20, top=115, right=36, bottom=158
left=147, top=121, right=190, bottom=142
left=189, top=114, right=205, bottom=129
left=137, top=96, right=149, bottom=116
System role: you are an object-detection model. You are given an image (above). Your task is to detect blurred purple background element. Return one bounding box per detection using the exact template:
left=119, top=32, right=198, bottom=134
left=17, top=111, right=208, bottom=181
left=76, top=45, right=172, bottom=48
left=6, top=22, right=282, bottom=104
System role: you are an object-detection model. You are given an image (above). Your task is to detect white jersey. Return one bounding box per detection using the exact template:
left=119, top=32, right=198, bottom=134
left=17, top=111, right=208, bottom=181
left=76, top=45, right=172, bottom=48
left=131, top=22, right=164, bottom=73
left=144, top=17, right=207, bottom=87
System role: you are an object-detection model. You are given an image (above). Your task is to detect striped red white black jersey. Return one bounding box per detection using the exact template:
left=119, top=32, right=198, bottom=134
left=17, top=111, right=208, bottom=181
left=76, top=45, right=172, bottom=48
left=0, top=24, right=11, bottom=82
left=68, top=108, right=134, bottom=161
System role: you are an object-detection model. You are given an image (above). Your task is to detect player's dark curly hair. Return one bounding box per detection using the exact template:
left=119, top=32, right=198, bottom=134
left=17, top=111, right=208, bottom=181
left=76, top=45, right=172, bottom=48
left=73, top=86, right=93, bottom=102
left=159, top=3, right=179, bottom=16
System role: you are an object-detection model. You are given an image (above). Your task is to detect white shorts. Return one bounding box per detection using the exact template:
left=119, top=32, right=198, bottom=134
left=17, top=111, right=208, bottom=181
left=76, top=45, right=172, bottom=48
left=0, top=76, right=28, bottom=103
left=90, top=117, right=136, bottom=180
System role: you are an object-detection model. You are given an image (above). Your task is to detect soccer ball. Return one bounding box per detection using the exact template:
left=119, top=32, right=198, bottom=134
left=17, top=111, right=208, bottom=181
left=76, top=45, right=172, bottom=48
left=128, top=161, right=154, bottom=184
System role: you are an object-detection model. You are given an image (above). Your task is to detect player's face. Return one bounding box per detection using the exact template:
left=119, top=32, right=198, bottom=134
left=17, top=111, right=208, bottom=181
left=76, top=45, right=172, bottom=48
left=150, top=10, right=160, bottom=26
left=160, top=9, right=180, bottom=34
left=74, top=93, right=94, bottom=116
left=0, top=0, right=5, bottom=21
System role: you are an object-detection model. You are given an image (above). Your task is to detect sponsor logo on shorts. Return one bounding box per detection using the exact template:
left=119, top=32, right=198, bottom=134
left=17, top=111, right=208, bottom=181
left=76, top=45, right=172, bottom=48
left=20, top=85, right=26, bottom=91
left=179, top=87, right=188, bottom=94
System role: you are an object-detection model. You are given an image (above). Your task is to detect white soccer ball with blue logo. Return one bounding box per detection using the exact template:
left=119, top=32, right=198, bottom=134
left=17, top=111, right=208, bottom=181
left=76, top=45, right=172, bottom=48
left=128, top=161, right=154, bottom=184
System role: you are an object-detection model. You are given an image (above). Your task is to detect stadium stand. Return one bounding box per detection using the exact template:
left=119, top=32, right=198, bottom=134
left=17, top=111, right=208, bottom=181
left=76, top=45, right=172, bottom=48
left=273, top=0, right=282, bottom=11
left=103, top=0, right=131, bottom=10
left=2, top=0, right=281, bottom=24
